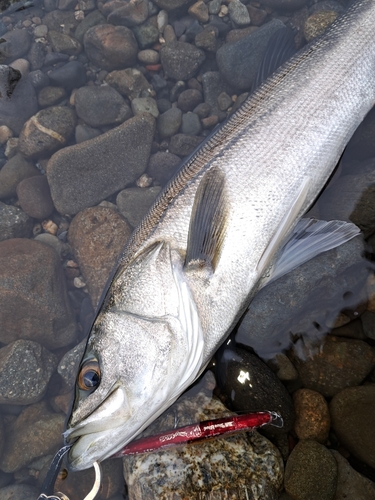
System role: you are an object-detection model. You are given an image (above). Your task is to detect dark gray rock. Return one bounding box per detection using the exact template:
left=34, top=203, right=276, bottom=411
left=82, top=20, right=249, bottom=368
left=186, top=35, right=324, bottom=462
left=116, top=186, right=161, bottom=228
left=27, top=41, right=46, bottom=71
left=169, top=133, right=202, bottom=156
left=47, top=113, right=155, bottom=215
left=153, top=0, right=193, bottom=10
left=0, top=238, right=77, bottom=348
left=74, top=85, right=132, bottom=127
left=16, top=175, right=54, bottom=219
left=195, top=25, right=221, bottom=52
left=37, top=86, right=67, bottom=107
left=161, top=41, right=205, bottom=81
left=216, top=19, right=285, bottom=91
left=330, top=385, right=375, bottom=469
left=104, top=0, right=148, bottom=27
left=0, top=340, right=57, bottom=405
left=34, top=233, right=69, bottom=258
left=132, top=19, right=159, bottom=49
left=201, top=71, right=233, bottom=117
left=0, top=202, right=33, bottom=241
left=0, top=154, right=40, bottom=200
left=74, top=9, right=106, bottom=42
left=259, top=0, right=307, bottom=9
left=181, top=111, right=202, bottom=136
left=131, top=97, right=159, bottom=118
left=105, top=67, right=152, bottom=100
left=304, top=11, right=338, bottom=42
left=48, top=61, right=87, bottom=90
left=42, top=9, right=80, bottom=32
left=147, top=151, right=181, bottom=185
left=29, top=70, right=50, bottom=90
left=177, top=88, right=203, bottom=112
left=157, top=106, right=182, bottom=139
left=44, top=52, right=69, bottom=66
left=331, top=450, right=375, bottom=500
left=0, top=29, right=31, bottom=62
left=0, top=484, right=39, bottom=500
left=47, top=30, right=82, bottom=55
left=75, top=123, right=101, bottom=143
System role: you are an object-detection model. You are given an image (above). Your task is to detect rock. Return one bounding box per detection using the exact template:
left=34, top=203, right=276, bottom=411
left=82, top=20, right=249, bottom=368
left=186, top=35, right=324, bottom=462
left=304, top=11, right=338, bottom=42
left=247, top=4, right=267, bottom=26
left=105, top=67, right=152, bottom=100
left=0, top=67, right=38, bottom=135
left=147, top=151, right=181, bottom=185
left=201, top=71, right=233, bottom=116
left=132, top=19, right=159, bottom=49
left=181, top=111, right=202, bottom=136
left=116, top=186, right=161, bottom=228
left=217, top=91, right=232, bottom=111
left=0, top=202, right=32, bottom=242
left=0, top=484, right=39, bottom=500
left=47, top=113, right=155, bottom=215
left=169, top=133, right=202, bottom=156
left=123, top=389, right=283, bottom=499
left=18, top=106, right=76, bottom=159
left=37, top=86, right=67, bottom=108
left=258, top=0, right=307, bottom=9
left=160, top=41, right=205, bottom=80
left=293, top=389, right=330, bottom=443
left=216, top=19, right=285, bottom=90
left=195, top=25, right=221, bottom=52
left=0, top=29, right=31, bottom=62
left=0, top=154, right=40, bottom=200
left=75, top=124, right=101, bottom=143
left=43, top=10, right=80, bottom=32
left=216, top=343, right=294, bottom=434
left=292, top=336, right=375, bottom=398
left=156, top=106, right=182, bottom=139
left=153, top=0, right=193, bottom=10
left=228, top=0, right=251, bottom=26
left=34, top=233, right=69, bottom=258
left=331, top=450, right=375, bottom=500
left=330, top=385, right=375, bottom=469
left=48, top=61, right=87, bottom=90
left=68, top=206, right=132, bottom=306
left=48, top=30, right=82, bottom=55
left=57, top=339, right=86, bottom=388
left=284, top=440, right=337, bottom=500
left=9, top=58, right=29, bottom=78
left=177, top=88, right=203, bottom=112
left=131, top=97, right=159, bottom=118
left=0, top=340, right=57, bottom=405
left=0, top=126, right=13, bottom=145
left=33, top=24, right=49, bottom=37
left=137, top=49, right=159, bottom=65
left=0, top=401, right=65, bottom=473
left=84, top=24, right=138, bottom=71
left=16, top=175, right=54, bottom=219
left=0, top=238, right=77, bottom=348
left=188, top=1, right=209, bottom=23
left=104, top=0, right=149, bottom=27
left=44, top=52, right=69, bottom=66
left=74, top=85, right=132, bottom=127
left=29, top=69, right=50, bottom=90
left=74, top=9, right=106, bottom=42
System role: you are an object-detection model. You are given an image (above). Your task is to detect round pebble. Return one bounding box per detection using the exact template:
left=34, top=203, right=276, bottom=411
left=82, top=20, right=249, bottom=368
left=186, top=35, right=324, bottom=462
left=138, top=49, right=160, bottom=64
left=293, top=388, right=330, bottom=443
left=16, top=175, right=54, bottom=219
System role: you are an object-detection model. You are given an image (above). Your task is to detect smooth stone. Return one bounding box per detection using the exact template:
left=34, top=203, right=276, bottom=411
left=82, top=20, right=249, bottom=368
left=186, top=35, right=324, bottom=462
left=18, top=106, right=76, bottom=159
left=42, top=9, right=80, bottom=32
left=47, top=113, right=155, bottom=215
left=27, top=42, right=47, bottom=72
left=0, top=202, right=33, bottom=241
left=137, top=49, right=159, bottom=65
left=0, top=340, right=57, bottom=405
left=177, top=88, right=203, bottom=112
left=181, top=111, right=202, bottom=136
left=361, top=310, right=375, bottom=340
left=132, top=19, right=159, bottom=49
left=0, top=154, right=40, bottom=200
left=9, top=58, right=29, bottom=78
left=44, top=51, right=69, bottom=66
left=147, top=151, right=181, bottom=185
left=193, top=101, right=210, bottom=118
left=48, top=60, right=87, bottom=90
left=48, top=30, right=82, bottom=55
left=195, top=25, right=221, bottom=53
left=217, top=91, right=232, bottom=111
left=68, top=206, right=132, bottom=306
left=0, top=485, right=39, bottom=499
left=0, top=29, right=31, bottom=61
left=75, top=123, right=101, bottom=143
left=34, top=233, right=69, bottom=258
left=37, top=86, right=67, bottom=107
left=304, top=11, right=338, bottom=42
left=216, top=19, right=285, bottom=90
left=201, top=70, right=233, bottom=116
left=57, top=339, right=86, bottom=388
left=0, top=238, right=77, bottom=348
left=104, top=0, right=148, bottom=27
left=168, top=133, right=202, bottom=156
left=84, top=24, right=138, bottom=71
left=74, top=9, right=106, bottom=42
left=160, top=41, right=206, bottom=81
left=116, top=186, right=161, bottom=228
left=188, top=1, right=209, bottom=23
left=330, top=385, right=375, bottom=469
left=293, top=388, right=330, bottom=443
left=29, top=69, right=50, bottom=90
left=16, top=175, right=54, bottom=219
left=131, top=97, right=159, bottom=118
left=153, top=0, right=192, bottom=10
left=34, top=23, right=48, bottom=37
left=284, top=440, right=337, bottom=500
left=74, top=85, right=132, bottom=127
left=0, top=401, right=65, bottom=473
left=269, top=353, right=298, bottom=382
left=258, top=0, right=307, bottom=9
left=157, top=106, right=182, bottom=139
left=228, top=0, right=251, bottom=26
left=331, top=450, right=375, bottom=500
left=105, top=67, right=152, bottom=100
left=0, top=126, right=13, bottom=145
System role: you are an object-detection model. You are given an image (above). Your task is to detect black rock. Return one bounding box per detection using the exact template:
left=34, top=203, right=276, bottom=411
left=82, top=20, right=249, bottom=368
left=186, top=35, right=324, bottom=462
left=44, top=51, right=70, bottom=66
left=48, top=60, right=87, bottom=90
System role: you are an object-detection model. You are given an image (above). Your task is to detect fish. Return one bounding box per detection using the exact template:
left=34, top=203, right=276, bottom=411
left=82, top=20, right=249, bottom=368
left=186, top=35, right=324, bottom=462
left=65, top=0, right=375, bottom=471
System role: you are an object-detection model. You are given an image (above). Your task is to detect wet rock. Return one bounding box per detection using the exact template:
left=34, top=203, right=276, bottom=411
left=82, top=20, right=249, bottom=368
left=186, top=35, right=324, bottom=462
left=147, top=151, right=181, bottom=185
left=247, top=4, right=267, bottom=26
left=75, top=123, right=101, bottom=143
left=0, top=154, right=40, bottom=200
left=216, top=343, right=294, bottom=434
left=201, top=71, right=233, bottom=116
left=268, top=353, right=298, bottom=382
left=194, top=101, right=210, bottom=119
left=18, top=106, right=76, bottom=159
left=48, top=30, right=82, bottom=55
left=0, top=67, right=38, bottom=135
left=258, top=0, right=307, bottom=9
left=68, top=206, right=132, bottom=306
left=0, top=340, right=57, bottom=405
left=157, top=106, right=182, bottom=139
left=0, top=126, right=13, bottom=145
left=29, top=69, right=50, bottom=90
left=74, top=85, right=132, bottom=127
left=304, top=11, right=338, bottom=42
left=161, top=41, right=205, bottom=80
left=104, top=0, right=149, bottom=27
left=137, top=49, right=159, bottom=65
left=0, top=401, right=65, bottom=473
left=48, top=61, right=87, bottom=90
left=153, top=0, right=193, bottom=10
left=293, top=388, right=330, bottom=443
left=116, top=186, right=161, bottom=228
left=0, top=202, right=33, bottom=241
left=330, top=385, right=375, bottom=469
left=34, top=233, right=69, bottom=258
left=188, top=1, right=209, bottom=23
left=132, top=19, right=159, bottom=49
left=74, top=9, right=106, bottom=42
left=106, top=67, right=152, bottom=100
left=284, top=440, right=337, bottom=500
left=37, top=86, right=67, bottom=108
left=57, top=339, right=86, bottom=388
left=16, top=175, right=54, bottom=219
left=331, top=450, right=375, bottom=500
left=84, top=24, right=138, bottom=71
left=123, top=390, right=283, bottom=499
left=0, top=29, right=31, bottom=62
left=169, top=133, right=202, bottom=156
left=0, top=238, right=77, bottom=348
left=131, top=97, right=159, bottom=118
left=195, top=25, right=221, bottom=53
left=292, top=336, right=375, bottom=398
left=181, top=111, right=202, bottom=136
left=361, top=310, right=375, bottom=340
left=228, top=0, right=250, bottom=26
left=42, top=10, right=80, bottom=32
left=177, top=88, right=203, bottom=112
left=218, top=91, right=232, bottom=111
left=0, top=484, right=39, bottom=499
left=47, top=113, right=155, bottom=215
left=44, top=52, right=69, bottom=66
left=216, top=19, right=285, bottom=90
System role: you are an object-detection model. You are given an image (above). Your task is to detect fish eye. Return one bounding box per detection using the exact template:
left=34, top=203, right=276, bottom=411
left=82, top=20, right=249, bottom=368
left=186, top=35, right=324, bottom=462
left=77, top=360, right=101, bottom=391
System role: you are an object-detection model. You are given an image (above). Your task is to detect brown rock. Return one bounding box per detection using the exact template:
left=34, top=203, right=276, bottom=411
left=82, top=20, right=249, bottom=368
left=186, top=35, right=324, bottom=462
left=293, top=388, right=330, bottom=443
left=304, top=11, right=338, bottom=42
left=188, top=1, right=209, bottom=23
left=105, top=67, right=152, bottom=100
left=16, top=175, right=54, bottom=219
left=0, top=154, right=40, bottom=200
left=68, top=206, right=132, bottom=306
left=48, top=31, right=82, bottom=55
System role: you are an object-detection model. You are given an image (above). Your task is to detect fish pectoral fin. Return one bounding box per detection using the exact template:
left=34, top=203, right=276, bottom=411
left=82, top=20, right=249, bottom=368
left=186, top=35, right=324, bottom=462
left=184, top=167, right=228, bottom=273
left=261, top=218, right=361, bottom=287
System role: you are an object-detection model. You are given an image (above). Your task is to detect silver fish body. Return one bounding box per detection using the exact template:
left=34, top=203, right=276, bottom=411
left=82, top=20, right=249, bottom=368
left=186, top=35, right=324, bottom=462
left=65, top=0, right=375, bottom=471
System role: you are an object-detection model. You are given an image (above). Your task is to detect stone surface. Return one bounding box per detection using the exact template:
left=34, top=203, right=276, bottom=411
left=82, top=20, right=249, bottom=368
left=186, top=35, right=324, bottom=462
left=105, top=67, right=152, bottom=100
left=18, top=106, right=76, bottom=159
left=74, top=9, right=106, bottom=42
left=147, top=151, right=181, bottom=186
left=42, top=10, right=80, bottom=32
left=0, top=340, right=57, bottom=405
left=48, top=61, right=87, bottom=90
left=293, top=388, right=330, bottom=443
left=75, top=124, right=101, bottom=143
left=0, top=154, right=40, bottom=200
left=0, top=484, right=39, bottom=499
left=37, top=86, right=67, bottom=108
left=0, top=238, right=77, bottom=348
left=160, top=41, right=205, bottom=80
left=157, top=106, right=182, bottom=139
left=331, top=450, right=375, bottom=500
left=169, top=133, right=202, bottom=156
left=131, top=97, right=159, bottom=118
left=304, top=11, right=338, bottom=42
left=0, top=29, right=31, bottom=62
left=74, top=85, right=132, bottom=127
left=104, top=0, right=149, bottom=27
left=177, top=88, right=203, bottom=112
left=330, top=385, right=375, bottom=469
left=116, top=186, right=161, bottom=228
left=47, top=113, right=155, bottom=215
left=228, top=0, right=251, bottom=26
left=16, top=175, right=54, bottom=219
left=48, top=30, right=82, bottom=55
left=0, top=202, right=33, bottom=241
left=284, top=440, right=337, bottom=500
left=181, top=111, right=202, bottom=135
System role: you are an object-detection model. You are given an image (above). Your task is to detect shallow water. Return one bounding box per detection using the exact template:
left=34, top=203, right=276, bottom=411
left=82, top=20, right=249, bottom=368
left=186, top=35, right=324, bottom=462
left=0, top=0, right=375, bottom=498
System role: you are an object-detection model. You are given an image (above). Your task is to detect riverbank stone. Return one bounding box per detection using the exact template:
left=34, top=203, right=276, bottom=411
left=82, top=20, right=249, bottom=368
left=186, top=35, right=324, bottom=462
left=0, top=154, right=40, bottom=200
left=0, top=202, right=33, bottom=241
left=116, top=186, right=161, bottom=228
left=160, top=41, right=205, bottom=80
left=16, top=175, right=54, bottom=219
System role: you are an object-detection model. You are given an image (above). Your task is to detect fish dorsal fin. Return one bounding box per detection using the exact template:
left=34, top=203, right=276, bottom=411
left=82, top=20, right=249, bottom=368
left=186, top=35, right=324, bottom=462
left=261, top=218, right=361, bottom=287
left=185, top=167, right=228, bottom=272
